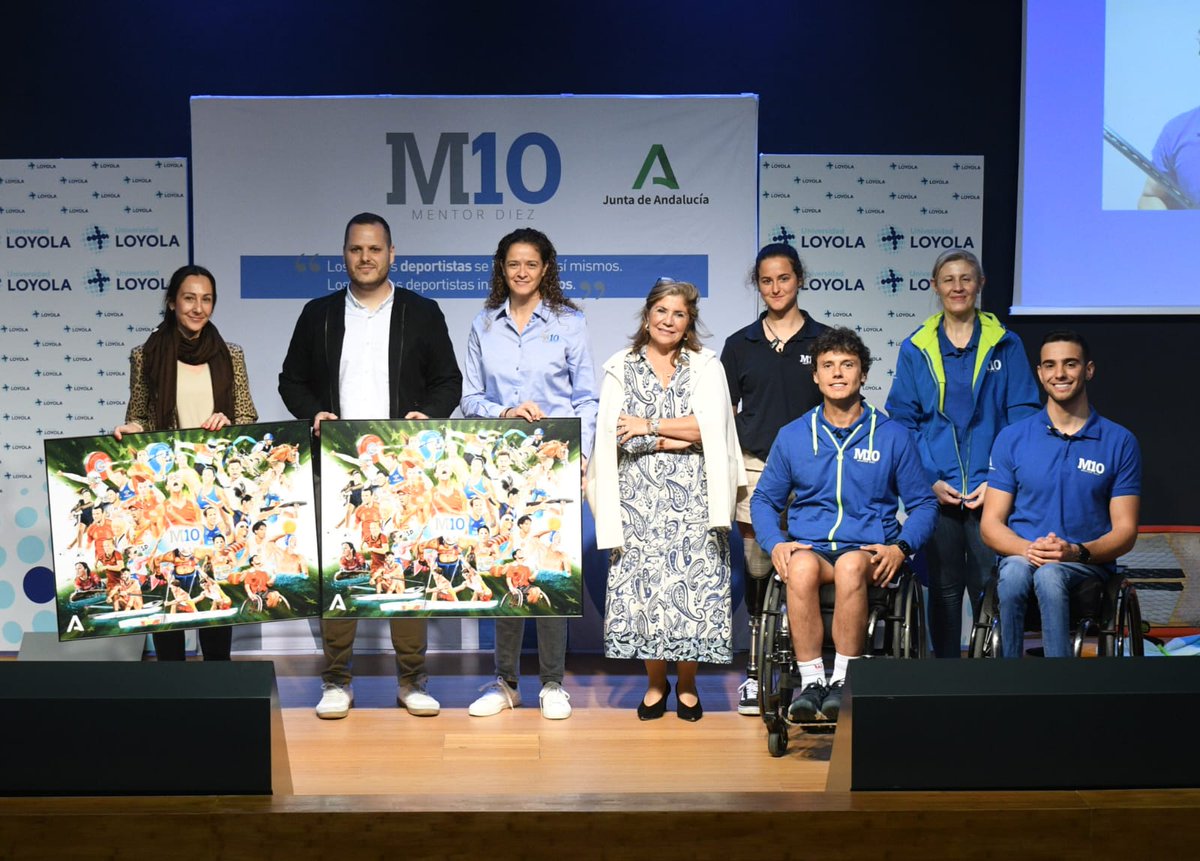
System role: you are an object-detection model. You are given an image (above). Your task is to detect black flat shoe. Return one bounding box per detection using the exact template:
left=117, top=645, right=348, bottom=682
left=637, top=681, right=671, bottom=720
left=676, top=693, right=703, bottom=722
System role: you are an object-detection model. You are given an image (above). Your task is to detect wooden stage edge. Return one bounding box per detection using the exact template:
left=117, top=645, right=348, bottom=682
left=3, top=654, right=1200, bottom=858
left=3, top=787, right=1200, bottom=861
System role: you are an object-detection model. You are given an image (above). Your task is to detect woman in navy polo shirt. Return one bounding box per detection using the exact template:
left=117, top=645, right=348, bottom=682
left=720, top=243, right=827, bottom=713
left=885, top=250, right=1039, bottom=658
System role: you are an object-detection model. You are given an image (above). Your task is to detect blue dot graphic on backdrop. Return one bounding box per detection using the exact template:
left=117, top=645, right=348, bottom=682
left=23, top=566, right=55, bottom=605
left=15, top=507, right=38, bottom=529
left=31, top=610, right=56, bottom=633
left=2, top=622, right=23, bottom=646
left=17, top=535, right=45, bottom=565
left=0, top=581, right=14, bottom=609
left=0, top=546, right=7, bottom=567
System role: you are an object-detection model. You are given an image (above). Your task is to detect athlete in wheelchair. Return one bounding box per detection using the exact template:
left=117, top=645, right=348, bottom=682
left=750, top=328, right=938, bottom=741
left=978, top=330, right=1142, bottom=659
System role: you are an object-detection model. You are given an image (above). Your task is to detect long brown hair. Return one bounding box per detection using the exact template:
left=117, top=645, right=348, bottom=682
left=484, top=228, right=578, bottom=312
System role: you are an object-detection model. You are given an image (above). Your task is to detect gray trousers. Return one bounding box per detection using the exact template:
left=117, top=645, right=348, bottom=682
left=495, top=617, right=566, bottom=687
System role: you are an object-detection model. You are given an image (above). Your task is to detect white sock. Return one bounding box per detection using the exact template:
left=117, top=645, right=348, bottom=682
left=797, top=658, right=825, bottom=688
left=830, top=652, right=859, bottom=685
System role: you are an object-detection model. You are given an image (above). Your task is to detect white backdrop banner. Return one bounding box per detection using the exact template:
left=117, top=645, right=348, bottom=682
left=0, top=157, right=188, bottom=651
left=758, top=155, right=985, bottom=402
left=191, top=95, right=759, bottom=653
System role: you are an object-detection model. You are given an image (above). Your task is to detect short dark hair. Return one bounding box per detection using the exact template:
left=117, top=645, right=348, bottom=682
left=344, top=212, right=392, bottom=248
left=1041, top=329, right=1090, bottom=364
left=809, top=326, right=872, bottom=374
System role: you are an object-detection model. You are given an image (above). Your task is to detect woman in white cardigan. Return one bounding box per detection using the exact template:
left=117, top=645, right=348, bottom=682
left=586, top=279, right=745, bottom=721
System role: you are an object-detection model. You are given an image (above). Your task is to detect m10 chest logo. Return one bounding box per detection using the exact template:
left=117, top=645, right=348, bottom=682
left=1077, top=458, right=1105, bottom=476
left=386, top=132, right=561, bottom=205
left=853, top=448, right=881, bottom=463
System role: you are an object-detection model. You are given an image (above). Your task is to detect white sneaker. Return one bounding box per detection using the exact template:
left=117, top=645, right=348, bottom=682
left=539, top=682, right=572, bottom=720
left=468, top=677, right=521, bottom=716
left=316, top=683, right=352, bottom=719
left=398, top=684, right=441, bottom=717
left=737, top=677, right=760, bottom=716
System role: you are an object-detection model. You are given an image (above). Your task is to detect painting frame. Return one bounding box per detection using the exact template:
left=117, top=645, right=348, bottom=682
left=44, top=420, right=320, bottom=641
left=319, top=418, right=584, bottom=620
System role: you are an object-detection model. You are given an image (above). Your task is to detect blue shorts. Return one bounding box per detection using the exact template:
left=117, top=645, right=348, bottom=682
left=810, top=546, right=867, bottom=566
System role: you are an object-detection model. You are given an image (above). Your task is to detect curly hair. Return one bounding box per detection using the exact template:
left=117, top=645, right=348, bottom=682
left=808, top=326, right=872, bottom=374
left=628, top=279, right=705, bottom=356
left=484, top=228, right=579, bottom=312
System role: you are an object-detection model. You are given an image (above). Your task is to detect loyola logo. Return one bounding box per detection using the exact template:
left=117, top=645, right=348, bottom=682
left=632, top=144, right=679, bottom=190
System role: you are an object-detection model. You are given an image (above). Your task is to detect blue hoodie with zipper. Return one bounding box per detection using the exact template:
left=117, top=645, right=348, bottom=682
left=750, top=402, right=938, bottom=554
left=884, top=311, right=1039, bottom=496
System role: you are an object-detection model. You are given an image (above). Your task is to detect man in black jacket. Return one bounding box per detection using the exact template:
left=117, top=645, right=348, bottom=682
left=279, top=212, right=462, bottom=719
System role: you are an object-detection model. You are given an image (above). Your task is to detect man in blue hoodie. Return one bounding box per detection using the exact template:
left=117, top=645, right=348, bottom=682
left=751, top=327, right=938, bottom=723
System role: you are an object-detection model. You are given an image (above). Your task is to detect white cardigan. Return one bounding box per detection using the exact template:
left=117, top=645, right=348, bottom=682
left=585, top=346, right=746, bottom=550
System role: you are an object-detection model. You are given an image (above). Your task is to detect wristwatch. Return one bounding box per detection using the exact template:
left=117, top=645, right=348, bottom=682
left=894, top=540, right=913, bottom=557
left=1075, top=542, right=1091, bottom=564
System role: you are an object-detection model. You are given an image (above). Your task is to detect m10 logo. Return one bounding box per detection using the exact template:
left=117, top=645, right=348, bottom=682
left=1077, top=458, right=1105, bottom=476
left=386, top=132, right=561, bottom=205
left=165, top=526, right=202, bottom=547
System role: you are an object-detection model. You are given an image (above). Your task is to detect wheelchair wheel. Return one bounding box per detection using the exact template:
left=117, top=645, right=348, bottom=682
left=756, top=576, right=792, bottom=729
left=1114, top=583, right=1145, bottom=657
left=767, top=719, right=789, bottom=758
left=969, top=617, right=999, bottom=658
left=894, top=574, right=927, bottom=659
left=969, top=578, right=1001, bottom=658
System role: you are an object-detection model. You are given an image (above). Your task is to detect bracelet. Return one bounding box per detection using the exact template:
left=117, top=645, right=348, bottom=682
left=648, top=418, right=660, bottom=436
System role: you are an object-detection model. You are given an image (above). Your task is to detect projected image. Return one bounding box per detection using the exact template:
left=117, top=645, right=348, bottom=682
left=1104, top=0, right=1200, bottom=210
left=44, top=422, right=321, bottom=640
left=320, top=418, right=583, bottom=619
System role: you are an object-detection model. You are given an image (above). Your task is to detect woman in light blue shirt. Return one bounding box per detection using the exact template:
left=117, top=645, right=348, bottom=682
left=461, top=227, right=598, bottom=720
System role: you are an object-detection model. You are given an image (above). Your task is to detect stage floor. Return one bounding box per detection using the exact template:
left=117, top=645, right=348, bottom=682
left=274, top=652, right=831, bottom=795
left=4, top=653, right=1200, bottom=860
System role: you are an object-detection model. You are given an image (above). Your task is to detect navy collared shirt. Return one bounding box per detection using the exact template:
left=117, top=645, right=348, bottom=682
left=720, top=310, right=828, bottom=460
left=937, top=318, right=979, bottom=442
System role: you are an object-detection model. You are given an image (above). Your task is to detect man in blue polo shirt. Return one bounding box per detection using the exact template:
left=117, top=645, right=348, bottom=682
left=981, top=330, right=1141, bottom=657
left=751, top=327, right=937, bottom=723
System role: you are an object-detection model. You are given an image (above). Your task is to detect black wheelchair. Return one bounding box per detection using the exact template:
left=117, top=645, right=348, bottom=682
left=968, top=566, right=1144, bottom=658
left=756, top=565, right=926, bottom=757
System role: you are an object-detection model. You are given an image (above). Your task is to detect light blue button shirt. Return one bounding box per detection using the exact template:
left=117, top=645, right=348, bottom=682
left=461, top=299, right=599, bottom=458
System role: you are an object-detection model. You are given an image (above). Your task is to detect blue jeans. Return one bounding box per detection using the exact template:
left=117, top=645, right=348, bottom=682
left=926, top=505, right=995, bottom=658
left=996, top=556, right=1108, bottom=658
left=495, top=617, right=567, bottom=687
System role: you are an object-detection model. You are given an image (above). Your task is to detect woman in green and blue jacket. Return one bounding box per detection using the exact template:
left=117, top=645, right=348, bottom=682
left=885, top=251, right=1039, bottom=658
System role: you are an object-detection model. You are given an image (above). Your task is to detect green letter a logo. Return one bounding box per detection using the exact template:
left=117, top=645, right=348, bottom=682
left=632, top=144, right=679, bottom=190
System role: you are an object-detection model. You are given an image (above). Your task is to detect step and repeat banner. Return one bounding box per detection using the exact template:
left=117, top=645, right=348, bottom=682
left=190, top=95, right=760, bottom=653
left=0, top=138, right=986, bottom=657
left=758, top=155, right=985, bottom=397
left=0, top=158, right=188, bottom=651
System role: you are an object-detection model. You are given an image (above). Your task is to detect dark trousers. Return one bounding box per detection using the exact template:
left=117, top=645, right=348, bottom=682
left=926, top=505, right=994, bottom=658
left=152, top=625, right=233, bottom=661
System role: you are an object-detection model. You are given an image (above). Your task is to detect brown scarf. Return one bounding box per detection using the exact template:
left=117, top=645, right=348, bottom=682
left=140, top=319, right=235, bottom=430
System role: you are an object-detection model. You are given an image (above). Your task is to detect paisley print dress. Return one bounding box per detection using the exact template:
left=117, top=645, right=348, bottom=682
left=603, top=350, right=732, bottom=663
